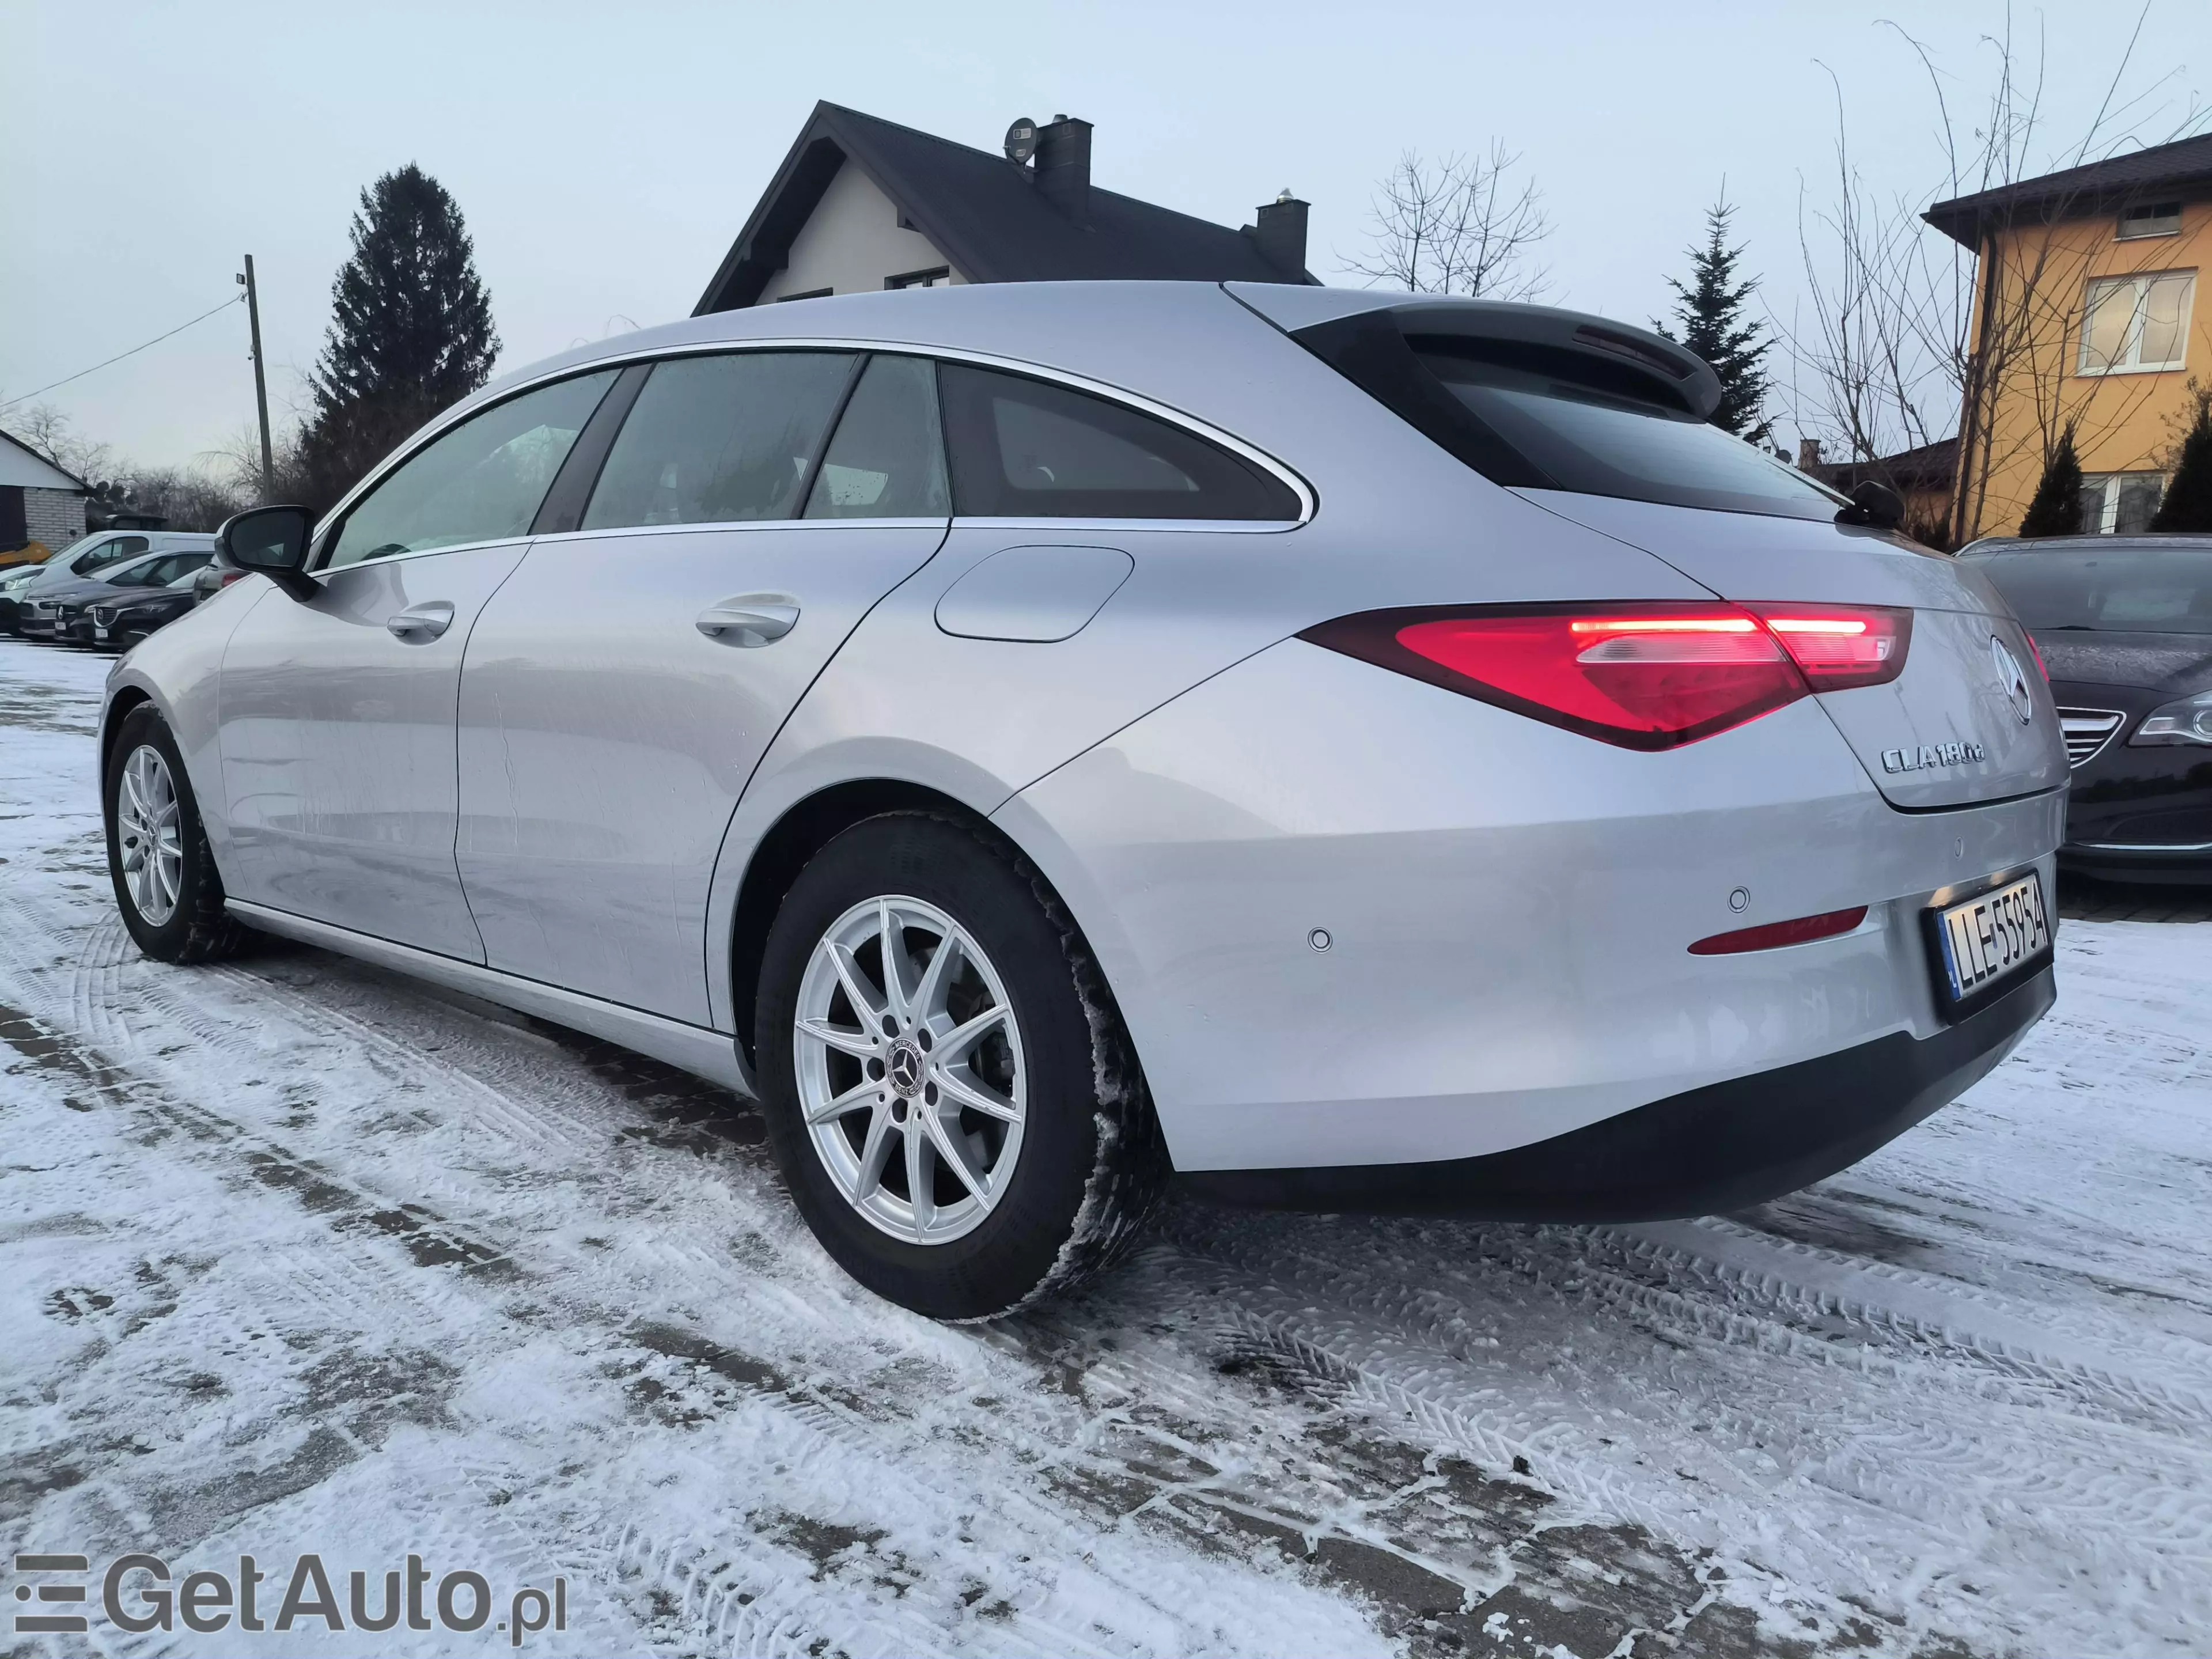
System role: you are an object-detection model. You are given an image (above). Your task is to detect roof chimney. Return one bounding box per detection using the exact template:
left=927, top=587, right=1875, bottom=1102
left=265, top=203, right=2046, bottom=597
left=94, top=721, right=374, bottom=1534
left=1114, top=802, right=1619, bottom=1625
left=1797, top=438, right=1824, bottom=472
left=1254, top=190, right=1309, bottom=279
left=1034, top=114, right=1092, bottom=225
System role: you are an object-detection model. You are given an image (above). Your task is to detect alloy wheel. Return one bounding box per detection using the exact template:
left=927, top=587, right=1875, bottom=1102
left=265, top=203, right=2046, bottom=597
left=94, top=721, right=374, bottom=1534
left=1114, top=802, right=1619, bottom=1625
left=793, top=895, right=1027, bottom=1244
left=116, top=743, right=184, bottom=927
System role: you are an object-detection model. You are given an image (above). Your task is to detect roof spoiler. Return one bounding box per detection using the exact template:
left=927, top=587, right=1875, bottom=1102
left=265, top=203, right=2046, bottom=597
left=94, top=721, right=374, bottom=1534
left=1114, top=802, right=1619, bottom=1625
left=1228, top=286, right=1722, bottom=421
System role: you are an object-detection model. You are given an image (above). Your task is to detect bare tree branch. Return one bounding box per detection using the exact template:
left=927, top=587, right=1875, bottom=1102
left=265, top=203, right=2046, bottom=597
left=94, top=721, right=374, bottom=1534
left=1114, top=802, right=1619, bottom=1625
left=1779, top=7, right=2209, bottom=542
left=1344, top=145, right=1554, bottom=301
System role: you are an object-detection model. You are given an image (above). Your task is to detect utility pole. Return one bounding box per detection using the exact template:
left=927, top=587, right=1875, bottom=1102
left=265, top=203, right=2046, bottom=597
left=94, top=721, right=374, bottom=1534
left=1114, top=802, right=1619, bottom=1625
left=237, top=256, right=274, bottom=501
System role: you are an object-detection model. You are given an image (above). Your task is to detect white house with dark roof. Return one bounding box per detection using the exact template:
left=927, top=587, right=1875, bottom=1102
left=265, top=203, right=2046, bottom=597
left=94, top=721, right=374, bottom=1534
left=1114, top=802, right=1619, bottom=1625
left=0, top=429, right=88, bottom=561
left=696, top=103, right=1313, bottom=315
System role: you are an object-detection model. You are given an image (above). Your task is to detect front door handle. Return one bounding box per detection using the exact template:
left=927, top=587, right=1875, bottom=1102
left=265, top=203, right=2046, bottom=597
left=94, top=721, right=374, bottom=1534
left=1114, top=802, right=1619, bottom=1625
left=696, top=600, right=799, bottom=647
left=386, top=601, right=454, bottom=641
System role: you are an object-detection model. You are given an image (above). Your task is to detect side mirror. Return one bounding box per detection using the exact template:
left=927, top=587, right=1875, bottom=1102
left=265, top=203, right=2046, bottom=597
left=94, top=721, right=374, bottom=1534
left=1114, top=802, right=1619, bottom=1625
left=1835, top=479, right=1905, bottom=531
left=217, top=505, right=319, bottom=601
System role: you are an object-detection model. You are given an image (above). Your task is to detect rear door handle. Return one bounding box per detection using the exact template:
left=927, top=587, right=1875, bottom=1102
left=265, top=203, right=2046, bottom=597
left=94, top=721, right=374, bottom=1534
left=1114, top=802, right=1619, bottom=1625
left=386, top=601, right=454, bottom=641
left=696, top=600, right=799, bottom=646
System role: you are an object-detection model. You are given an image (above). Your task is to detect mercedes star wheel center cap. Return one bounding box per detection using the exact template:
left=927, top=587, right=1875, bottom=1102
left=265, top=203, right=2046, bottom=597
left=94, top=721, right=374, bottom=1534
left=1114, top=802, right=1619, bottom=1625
left=888, top=1043, right=924, bottom=1096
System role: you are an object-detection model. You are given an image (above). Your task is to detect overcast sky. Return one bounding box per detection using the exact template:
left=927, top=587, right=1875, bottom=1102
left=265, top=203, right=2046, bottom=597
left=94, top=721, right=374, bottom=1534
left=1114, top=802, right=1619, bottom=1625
left=4, top=0, right=2207, bottom=474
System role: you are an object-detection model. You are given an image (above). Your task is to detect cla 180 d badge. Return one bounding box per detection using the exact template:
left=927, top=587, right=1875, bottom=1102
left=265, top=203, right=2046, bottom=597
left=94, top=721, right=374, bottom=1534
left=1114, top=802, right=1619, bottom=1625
left=1881, top=740, right=1987, bottom=774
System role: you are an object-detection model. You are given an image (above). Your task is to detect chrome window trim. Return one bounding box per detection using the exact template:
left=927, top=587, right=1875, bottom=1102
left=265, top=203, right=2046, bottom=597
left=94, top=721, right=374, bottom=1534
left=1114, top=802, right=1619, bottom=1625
left=526, top=517, right=950, bottom=547
left=309, top=336, right=1316, bottom=567
left=317, top=533, right=535, bottom=574
left=947, top=516, right=1301, bottom=536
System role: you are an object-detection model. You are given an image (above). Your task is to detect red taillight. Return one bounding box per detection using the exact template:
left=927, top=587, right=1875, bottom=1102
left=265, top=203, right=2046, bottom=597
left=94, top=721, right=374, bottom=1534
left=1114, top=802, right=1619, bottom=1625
left=1302, top=601, right=1914, bottom=750
left=1689, top=907, right=1869, bottom=955
left=1745, top=604, right=1911, bottom=691
left=220, top=570, right=247, bottom=589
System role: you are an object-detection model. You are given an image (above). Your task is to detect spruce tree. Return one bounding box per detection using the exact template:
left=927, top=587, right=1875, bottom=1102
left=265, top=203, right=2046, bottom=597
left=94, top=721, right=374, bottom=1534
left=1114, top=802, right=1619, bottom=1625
left=2018, top=426, right=2085, bottom=537
left=2149, top=386, right=2212, bottom=532
left=297, top=164, right=499, bottom=513
left=1657, top=200, right=1774, bottom=444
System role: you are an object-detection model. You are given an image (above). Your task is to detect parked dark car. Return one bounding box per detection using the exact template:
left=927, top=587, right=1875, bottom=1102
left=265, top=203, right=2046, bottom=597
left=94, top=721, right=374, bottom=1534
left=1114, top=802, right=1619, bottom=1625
left=18, top=550, right=213, bottom=642
left=82, top=583, right=202, bottom=650
left=1961, top=535, right=2212, bottom=883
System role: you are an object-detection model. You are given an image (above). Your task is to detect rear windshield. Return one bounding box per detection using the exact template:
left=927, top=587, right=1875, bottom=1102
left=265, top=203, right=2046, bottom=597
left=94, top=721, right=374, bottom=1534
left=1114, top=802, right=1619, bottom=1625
left=1290, top=309, right=1849, bottom=522
left=1965, top=548, right=2212, bottom=635
left=1413, top=346, right=1846, bottom=520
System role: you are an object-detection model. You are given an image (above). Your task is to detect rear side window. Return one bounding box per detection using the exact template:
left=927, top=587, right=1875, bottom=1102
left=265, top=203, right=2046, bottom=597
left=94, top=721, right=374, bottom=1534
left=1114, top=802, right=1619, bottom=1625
left=584, top=351, right=854, bottom=529
left=805, top=355, right=949, bottom=519
left=1968, top=548, right=2212, bottom=635
left=938, top=363, right=1299, bottom=521
left=327, top=371, right=618, bottom=568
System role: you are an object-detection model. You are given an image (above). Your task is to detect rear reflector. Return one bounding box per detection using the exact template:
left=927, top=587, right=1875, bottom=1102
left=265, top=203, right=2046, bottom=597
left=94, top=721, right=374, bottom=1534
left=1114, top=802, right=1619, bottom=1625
left=1688, top=907, right=1869, bottom=955
left=1301, top=601, right=1914, bottom=749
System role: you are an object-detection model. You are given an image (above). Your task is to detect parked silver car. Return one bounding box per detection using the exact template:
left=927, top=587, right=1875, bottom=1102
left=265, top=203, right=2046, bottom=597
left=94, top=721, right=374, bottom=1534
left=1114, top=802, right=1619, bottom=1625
left=99, top=282, right=2067, bottom=1317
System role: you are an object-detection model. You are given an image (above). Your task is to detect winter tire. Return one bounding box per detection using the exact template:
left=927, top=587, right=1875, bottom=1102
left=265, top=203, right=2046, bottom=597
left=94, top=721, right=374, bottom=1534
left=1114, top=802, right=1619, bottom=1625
left=757, top=811, right=1164, bottom=1320
left=104, top=704, right=251, bottom=964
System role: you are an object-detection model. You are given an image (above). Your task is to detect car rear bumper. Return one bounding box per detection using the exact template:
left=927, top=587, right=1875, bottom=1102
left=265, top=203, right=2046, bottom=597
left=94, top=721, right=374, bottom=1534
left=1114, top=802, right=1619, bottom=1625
left=1181, top=964, right=2054, bottom=1218
left=1006, top=638, right=2065, bottom=1175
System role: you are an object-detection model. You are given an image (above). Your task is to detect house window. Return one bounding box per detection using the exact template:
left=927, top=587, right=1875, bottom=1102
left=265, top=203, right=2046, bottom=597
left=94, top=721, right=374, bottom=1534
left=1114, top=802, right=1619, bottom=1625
left=2079, top=471, right=2166, bottom=535
left=2116, top=202, right=2183, bottom=240
left=2080, top=271, right=2195, bottom=374
left=885, top=267, right=950, bottom=290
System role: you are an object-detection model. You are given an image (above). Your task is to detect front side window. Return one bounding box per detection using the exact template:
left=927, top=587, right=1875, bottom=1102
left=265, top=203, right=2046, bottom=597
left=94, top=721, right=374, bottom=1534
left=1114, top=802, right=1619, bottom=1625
left=2078, top=471, right=2167, bottom=535
left=804, top=355, right=948, bottom=519
left=583, top=352, right=854, bottom=530
left=74, top=535, right=148, bottom=574
left=110, top=551, right=212, bottom=588
left=2080, top=271, right=2196, bottom=374
left=325, top=371, right=618, bottom=569
left=938, top=364, right=1300, bottom=520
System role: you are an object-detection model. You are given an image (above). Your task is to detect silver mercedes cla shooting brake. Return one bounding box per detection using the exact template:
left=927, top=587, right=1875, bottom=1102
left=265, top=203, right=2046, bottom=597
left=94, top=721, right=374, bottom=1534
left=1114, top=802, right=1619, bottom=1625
left=100, top=282, right=2066, bottom=1318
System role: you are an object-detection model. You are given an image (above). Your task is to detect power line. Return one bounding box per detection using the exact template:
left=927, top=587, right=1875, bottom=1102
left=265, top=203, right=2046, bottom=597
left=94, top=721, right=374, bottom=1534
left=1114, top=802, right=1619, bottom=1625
left=0, top=294, right=245, bottom=412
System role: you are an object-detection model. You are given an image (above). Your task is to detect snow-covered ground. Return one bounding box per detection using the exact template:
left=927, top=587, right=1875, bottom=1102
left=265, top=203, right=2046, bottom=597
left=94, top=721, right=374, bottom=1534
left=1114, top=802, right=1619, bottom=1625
left=2, top=635, right=2208, bottom=1659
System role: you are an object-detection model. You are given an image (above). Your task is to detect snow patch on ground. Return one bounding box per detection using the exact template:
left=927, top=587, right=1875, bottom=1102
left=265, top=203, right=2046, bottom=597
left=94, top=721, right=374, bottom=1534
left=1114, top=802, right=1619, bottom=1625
left=1, top=639, right=2207, bottom=1657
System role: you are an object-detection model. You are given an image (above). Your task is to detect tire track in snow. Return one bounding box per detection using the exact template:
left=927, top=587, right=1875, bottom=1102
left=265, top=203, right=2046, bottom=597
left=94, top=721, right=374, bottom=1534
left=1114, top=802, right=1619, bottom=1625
left=0, top=892, right=1446, bottom=1653
left=9, top=639, right=2209, bottom=1657
left=1153, top=1199, right=2212, bottom=1649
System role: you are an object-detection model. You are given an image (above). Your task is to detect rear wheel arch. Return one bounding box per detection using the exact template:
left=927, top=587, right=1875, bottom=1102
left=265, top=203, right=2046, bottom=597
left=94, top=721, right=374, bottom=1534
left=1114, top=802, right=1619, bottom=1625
left=726, top=780, right=1143, bottom=1093
left=731, top=781, right=1010, bottom=1067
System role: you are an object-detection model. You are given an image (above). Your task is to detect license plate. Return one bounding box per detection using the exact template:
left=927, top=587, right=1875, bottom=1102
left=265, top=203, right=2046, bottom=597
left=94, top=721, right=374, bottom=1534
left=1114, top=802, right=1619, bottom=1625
left=1930, top=872, right=2051, bottom=1012
left=94, top=626, right=111, bottom=641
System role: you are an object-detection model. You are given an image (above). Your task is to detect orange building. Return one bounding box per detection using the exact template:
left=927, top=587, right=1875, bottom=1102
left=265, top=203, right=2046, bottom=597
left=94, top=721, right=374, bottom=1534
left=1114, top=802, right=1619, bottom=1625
left=1926, top=133, right=2212, bottom=541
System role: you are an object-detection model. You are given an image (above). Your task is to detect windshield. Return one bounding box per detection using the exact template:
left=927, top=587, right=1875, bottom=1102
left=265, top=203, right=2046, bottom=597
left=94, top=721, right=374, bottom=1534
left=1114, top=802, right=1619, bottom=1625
left=1965, top=548, right=2212, bottom=635
left=1415, top=349, right=1847, bottom=521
